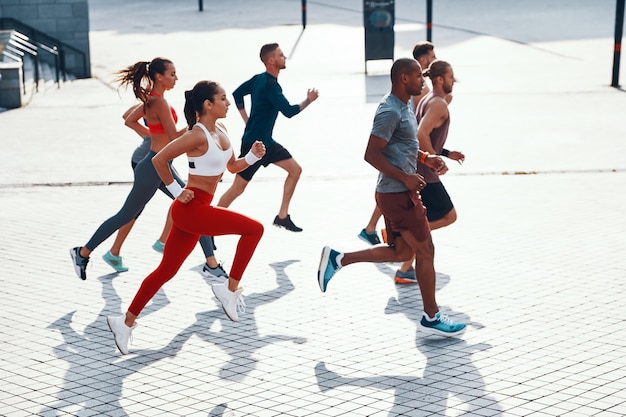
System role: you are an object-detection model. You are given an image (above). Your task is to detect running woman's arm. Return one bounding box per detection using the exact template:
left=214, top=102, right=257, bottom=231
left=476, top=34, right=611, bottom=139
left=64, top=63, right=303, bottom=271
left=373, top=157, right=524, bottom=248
left=227, top=141, right=266, bottom=174
left=124, top=104, right=150, bottom=138
left=152, top=129, right=204, bottom=186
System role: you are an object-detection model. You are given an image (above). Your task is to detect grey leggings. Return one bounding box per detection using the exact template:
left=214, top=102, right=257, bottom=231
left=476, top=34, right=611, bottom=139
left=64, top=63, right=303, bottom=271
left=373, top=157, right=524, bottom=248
left=85, top=150, right=215, bottom=257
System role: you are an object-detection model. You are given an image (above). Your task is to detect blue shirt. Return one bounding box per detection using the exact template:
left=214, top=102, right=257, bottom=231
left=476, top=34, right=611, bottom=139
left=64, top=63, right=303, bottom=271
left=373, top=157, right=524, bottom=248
left=232, top=72, right=301, bottom=146
left=370, top=93, right=419, bottom=193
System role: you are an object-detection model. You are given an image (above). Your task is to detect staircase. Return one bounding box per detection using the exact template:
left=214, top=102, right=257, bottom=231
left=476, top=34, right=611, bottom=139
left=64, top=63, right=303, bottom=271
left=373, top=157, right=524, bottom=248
left=0, top=17, right=87, bottom=110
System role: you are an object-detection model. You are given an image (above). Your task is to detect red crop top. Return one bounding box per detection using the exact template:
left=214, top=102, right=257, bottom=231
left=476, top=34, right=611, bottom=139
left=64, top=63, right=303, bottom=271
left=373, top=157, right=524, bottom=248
left=146, top=92, right=178, bottom=134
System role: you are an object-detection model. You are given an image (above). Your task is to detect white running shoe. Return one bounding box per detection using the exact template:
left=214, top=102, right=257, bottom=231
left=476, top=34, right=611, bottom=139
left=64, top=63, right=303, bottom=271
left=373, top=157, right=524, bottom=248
left=107, top=314, right=136, bottom=354
left=212, top=284, right=245, bottom=322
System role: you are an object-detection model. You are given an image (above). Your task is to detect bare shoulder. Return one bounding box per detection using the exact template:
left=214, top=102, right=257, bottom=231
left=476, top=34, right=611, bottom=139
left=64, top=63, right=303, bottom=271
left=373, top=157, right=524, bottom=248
left=427, top=96, right=449, bottom=112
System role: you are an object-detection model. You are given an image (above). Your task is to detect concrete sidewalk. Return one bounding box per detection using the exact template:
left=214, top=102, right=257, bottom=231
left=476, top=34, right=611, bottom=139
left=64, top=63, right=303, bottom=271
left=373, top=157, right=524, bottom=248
left=1, top=1, right=626, bottom=416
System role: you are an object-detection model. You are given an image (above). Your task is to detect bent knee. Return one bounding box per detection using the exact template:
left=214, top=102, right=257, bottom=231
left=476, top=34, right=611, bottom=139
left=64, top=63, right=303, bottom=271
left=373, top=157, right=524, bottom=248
left=250, top=221, right=264, bottom=238
left=414, top=239, right=435, bottom=259
left=447, top=209, right=457, bottom=224
left=392, top=245, right=414, bottom=262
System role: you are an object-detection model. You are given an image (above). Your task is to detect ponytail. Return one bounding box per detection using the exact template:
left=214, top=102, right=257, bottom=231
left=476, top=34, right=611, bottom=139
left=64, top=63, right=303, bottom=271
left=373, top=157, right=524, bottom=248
left=183, top=89, right=197, bottom=129
left=115, top=57, right=173, bottom=103
left=423, top=59, right=450, bottom=80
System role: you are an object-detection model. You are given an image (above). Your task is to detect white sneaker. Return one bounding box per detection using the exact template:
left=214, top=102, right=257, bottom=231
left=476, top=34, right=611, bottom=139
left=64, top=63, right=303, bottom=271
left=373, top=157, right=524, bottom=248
left=107, top=314, right=136, bottom=354
left=212, top=284, right=245, bottom=322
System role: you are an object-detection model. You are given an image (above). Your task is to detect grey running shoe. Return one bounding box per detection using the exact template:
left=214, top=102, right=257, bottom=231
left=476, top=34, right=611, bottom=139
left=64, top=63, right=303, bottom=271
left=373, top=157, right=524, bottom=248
left=70, top=247, right=89, bottom=280
left=200, top=263, right=228, bottom=280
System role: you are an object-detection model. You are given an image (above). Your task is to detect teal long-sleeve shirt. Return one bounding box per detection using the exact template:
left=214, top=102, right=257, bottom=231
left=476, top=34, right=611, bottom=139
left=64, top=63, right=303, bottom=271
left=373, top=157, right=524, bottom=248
left=232, top=72, right=301, bottom=147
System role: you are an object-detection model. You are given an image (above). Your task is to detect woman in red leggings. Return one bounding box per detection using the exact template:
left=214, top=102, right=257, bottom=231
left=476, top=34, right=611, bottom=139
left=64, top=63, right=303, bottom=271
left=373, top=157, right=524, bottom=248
left=107, top=80, right=266, bottom=355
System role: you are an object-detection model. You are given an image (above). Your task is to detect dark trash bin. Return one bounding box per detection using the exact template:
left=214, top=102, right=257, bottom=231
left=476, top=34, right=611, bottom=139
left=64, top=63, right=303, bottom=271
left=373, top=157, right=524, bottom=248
left=363, top=0, right=395, bottom=73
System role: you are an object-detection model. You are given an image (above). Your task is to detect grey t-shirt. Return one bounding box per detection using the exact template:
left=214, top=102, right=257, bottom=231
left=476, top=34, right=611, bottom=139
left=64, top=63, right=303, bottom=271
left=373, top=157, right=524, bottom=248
left=371, top=93, right=418, bottom=193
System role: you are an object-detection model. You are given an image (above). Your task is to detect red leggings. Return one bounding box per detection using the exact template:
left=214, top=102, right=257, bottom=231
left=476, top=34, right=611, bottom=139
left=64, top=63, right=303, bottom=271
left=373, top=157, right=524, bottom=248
left=128, top=188, right=264, bottom=317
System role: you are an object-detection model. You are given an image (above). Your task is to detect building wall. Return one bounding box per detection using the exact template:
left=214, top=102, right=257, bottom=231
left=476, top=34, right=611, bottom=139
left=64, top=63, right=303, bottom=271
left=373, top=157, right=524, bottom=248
left=0, top=0, right=90, bottom=78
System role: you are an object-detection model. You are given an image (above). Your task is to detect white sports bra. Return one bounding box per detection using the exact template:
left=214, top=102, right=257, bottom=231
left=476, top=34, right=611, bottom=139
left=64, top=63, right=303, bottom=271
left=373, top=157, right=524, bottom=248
left=188, top=122, right=232, bottom=176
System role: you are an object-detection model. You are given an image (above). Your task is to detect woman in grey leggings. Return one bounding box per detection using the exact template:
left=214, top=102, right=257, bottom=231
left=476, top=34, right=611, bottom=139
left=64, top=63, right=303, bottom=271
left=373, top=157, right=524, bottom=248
left=102, top=104, right=171, bottom=273
left=70, top=57, right=215, bottom=280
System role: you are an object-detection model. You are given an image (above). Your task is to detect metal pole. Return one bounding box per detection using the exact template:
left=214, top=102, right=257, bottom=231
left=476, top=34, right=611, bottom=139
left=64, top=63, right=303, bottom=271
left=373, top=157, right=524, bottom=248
left=612, top=0, right=625, bottom=87
left=198, top=0, right=203, bottom=12
left=302, top=0, right=307, bottom=29
left=426, top=0, right=432, bottom=42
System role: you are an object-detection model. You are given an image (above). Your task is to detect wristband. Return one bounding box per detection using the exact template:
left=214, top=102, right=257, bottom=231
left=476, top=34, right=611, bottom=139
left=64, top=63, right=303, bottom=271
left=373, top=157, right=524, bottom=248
left=441, top=149, right=450, bottom=157
left=165, top=181, right=184, bottom=198
left=419, top=151, right=429, bottom=164
left=244, top=150, right=262, bottom=165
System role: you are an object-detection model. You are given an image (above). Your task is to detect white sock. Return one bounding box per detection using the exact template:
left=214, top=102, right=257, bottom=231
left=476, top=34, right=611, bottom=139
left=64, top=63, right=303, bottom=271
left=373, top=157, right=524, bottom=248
left=335, top=252, right=344, bottom=267
left=423, top=311, right=439, bottom=321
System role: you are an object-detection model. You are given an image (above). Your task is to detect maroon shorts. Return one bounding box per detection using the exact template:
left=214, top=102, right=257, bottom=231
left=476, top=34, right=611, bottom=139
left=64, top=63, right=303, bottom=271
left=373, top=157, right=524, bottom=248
left=375, top=190, right=431, bottom=244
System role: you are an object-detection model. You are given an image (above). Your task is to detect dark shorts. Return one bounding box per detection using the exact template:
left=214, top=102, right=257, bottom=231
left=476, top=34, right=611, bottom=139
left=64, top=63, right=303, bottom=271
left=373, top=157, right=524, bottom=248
left=375, top=190, right=431, bottom=244
left=421, top=181, right=454, bottom=222
left=237, top=141, right=293, bottom=182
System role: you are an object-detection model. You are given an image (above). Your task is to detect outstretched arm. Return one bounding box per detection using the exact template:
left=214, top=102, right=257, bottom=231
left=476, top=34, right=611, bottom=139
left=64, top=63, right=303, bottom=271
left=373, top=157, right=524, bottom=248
left=226, top=141, right=266, bottom=173
left=299, top=88, right=319, bottom=111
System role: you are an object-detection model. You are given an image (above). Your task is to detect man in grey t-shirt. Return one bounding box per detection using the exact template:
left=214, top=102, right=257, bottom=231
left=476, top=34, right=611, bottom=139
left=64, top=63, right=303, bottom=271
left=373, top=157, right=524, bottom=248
left=317, top=58, right=466, bottom=337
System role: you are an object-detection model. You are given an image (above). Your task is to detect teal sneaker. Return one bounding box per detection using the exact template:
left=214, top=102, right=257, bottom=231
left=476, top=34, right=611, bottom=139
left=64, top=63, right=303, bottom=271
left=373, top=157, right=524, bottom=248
left=419, top=312, right=466, bottom=337
left=358, top=228, right=381, bottom=245
left=317, top=246, right=342, bottom=293
left=152, top=240, right=165, bottom=253
left=102, top=251, right=129, bottom=273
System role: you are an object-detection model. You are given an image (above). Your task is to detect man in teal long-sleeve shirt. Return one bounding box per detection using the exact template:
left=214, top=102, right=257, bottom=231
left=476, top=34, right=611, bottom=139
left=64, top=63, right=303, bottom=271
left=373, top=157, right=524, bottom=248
left=216, top=43, right=319, bottom=233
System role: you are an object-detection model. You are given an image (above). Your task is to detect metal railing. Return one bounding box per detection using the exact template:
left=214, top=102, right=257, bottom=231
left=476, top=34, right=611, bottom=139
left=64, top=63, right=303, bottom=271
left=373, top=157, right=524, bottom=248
left=0, top=17, right=88, bottom=84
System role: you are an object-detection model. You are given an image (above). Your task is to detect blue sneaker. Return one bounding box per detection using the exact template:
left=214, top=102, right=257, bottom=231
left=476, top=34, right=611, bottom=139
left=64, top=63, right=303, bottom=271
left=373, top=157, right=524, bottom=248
left=70, top=247, right=89, bottom=280
left=102, top=251, right=129, bottom=273
left=419, top=312, right=466, bottom=337
left=152, top=240, right=165, bottom=253
left=317, top=246, right=342, bottom=292
left=358, top=228, right=381, bottom=245
left=200, top=263, right=229, bottom=280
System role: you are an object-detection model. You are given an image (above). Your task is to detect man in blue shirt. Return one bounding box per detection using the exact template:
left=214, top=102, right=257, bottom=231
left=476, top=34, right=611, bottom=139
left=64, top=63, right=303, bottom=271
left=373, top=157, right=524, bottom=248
left=216, top=43, right=319, bottom=232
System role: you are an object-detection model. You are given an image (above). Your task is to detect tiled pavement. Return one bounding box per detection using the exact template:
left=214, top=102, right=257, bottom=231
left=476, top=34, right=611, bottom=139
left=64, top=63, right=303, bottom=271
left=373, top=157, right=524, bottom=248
left=1, top=1, right=626, bottom=416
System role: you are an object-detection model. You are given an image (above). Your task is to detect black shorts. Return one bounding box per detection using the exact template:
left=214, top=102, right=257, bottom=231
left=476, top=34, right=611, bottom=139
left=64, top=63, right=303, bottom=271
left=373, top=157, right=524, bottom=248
left=421, top=181, right=454, bottom=222
left=237, top=141, right=293, bottom=181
